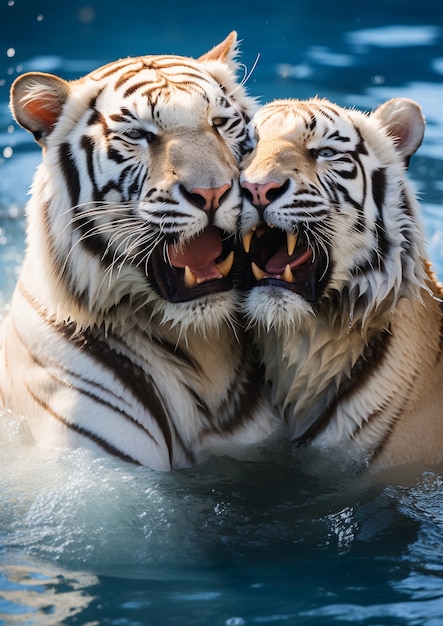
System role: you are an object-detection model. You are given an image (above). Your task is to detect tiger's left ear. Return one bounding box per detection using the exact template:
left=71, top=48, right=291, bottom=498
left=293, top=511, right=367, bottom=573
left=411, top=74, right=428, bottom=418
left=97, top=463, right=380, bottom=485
left=10, top=72, right=71, bottom=147
left=373, top=98, right=425, bottom=164
left=198, top=31, right=239, bottom=64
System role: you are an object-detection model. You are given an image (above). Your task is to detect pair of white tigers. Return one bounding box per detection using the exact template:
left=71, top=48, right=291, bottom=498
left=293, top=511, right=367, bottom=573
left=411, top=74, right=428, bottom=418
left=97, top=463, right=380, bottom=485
left=1, top=32, right=442, bottom=473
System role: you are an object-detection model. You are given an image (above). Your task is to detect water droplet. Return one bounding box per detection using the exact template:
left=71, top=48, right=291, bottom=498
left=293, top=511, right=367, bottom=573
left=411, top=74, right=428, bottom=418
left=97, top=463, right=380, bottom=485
left=37, top=14, right=44, bottom=21
left=6, top=48, right=15, bottom=58
left=78, top=6, right=95, bottom=23
left=371, top=74, right=385, bottom=85
left=3, top=147, right=13, bottom=159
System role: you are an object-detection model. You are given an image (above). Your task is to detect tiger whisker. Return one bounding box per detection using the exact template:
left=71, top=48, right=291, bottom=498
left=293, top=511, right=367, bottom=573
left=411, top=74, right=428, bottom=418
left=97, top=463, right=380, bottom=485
left=230, top=53, right=261, bottom=96
left=99, top=234, right=144, bottom=291
left=103, top=230, right=158, bottom=285
left=102, top=226, right=144, bottom=262
left=62, top=218, right=147, bottom=279
left=135, top=232, right=164, bottom=277
left=61, top=202, right=133, bottom=227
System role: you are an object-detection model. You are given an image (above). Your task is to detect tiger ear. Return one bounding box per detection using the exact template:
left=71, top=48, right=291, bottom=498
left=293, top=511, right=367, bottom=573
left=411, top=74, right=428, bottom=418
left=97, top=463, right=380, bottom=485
left=10, top=72, right=71, bottom=146
left=373, top=98, right=425, bottom=164
left=198, top=31, right=239, bottom=64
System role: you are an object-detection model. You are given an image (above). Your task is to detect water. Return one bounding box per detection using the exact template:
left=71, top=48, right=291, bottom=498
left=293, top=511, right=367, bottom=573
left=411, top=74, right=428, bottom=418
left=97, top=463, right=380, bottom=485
left=1, top=0, right=443, bottom=623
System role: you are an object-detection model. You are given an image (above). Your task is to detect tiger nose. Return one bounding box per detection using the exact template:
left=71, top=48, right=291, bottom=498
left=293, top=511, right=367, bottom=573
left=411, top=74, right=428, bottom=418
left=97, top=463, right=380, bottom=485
left=241, top=180, right=283, bottom=209
left=187, top=183, right=231, bottom=211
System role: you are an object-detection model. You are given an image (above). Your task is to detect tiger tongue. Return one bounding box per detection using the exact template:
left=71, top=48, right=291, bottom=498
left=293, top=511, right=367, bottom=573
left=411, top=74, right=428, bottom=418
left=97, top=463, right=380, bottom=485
left=168, top=226, right=223, bottom=281
left=265, top=246, right=313, bottom=274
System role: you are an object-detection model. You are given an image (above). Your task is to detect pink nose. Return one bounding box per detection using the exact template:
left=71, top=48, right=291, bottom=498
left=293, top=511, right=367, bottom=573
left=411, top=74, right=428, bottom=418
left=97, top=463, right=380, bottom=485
left=241, top=180, right=282, bottom=208
left=188, top=183, right=231, bottom=211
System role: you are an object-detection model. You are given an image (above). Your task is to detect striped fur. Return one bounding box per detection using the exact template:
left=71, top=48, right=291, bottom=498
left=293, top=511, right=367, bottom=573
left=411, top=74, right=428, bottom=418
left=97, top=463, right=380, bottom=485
left=0, top=33, right=277, bottom=469
left=239, top=97, right=443, bottom=471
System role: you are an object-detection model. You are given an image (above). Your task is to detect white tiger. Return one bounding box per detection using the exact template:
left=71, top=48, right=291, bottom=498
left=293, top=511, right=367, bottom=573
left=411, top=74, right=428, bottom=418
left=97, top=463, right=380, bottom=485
left=0, top=33, right=277, bottom=470
left=240, top=96, right=443, bottom=471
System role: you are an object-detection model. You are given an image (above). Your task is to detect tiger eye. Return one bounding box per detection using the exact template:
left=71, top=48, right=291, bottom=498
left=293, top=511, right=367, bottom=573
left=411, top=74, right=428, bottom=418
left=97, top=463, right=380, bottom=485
left=212, top=117, right=229, bottom=128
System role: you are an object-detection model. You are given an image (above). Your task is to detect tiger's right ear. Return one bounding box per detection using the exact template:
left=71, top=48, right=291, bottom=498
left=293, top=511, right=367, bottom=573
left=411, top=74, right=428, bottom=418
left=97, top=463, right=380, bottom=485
left=10, top=72, right=71, bottom=146
left=198, top=31, right=239, bottom=64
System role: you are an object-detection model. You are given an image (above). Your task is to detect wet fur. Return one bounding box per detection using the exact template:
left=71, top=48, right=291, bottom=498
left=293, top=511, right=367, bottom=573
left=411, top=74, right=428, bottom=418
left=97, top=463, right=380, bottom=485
left=240, top=97, right=443, bottom=471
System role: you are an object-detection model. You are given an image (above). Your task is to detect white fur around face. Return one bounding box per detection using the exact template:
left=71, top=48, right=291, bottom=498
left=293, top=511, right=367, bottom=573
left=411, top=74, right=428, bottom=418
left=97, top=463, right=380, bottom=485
left=240, top=97, right=427, bottom=332
left=9, top=30, right=259, bottom=333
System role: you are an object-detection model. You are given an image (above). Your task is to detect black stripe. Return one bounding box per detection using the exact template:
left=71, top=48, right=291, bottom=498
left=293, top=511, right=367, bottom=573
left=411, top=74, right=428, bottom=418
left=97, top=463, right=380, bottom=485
left=308, top=114, right=317, bottom=131
left=399, top=188, right=416, bottom=257
left=335, top=163, right=358, bottom=180
left=205, top=338, right=266, bottom=436
left=109, top=108, right=137, bottom=123
left=55, top=323, right=178, bottom=465
left=368, top=356, right=422, bottom=463
left=355, top=129, right=369, bottom=156
left=59, top=143, right=81, bottom=207
left=27, top=385, right=142, bottom=465
left=362, top=404, right=403, bottom=464
left=371, top=167, right=386, bottom=213
left=371, top=168, right=389, bottom=273
left=92, top=58, right=143, bottom=81
left=86, top=96, right=104, bottom=128
left=294, top=327, right=391, bottom=447
left=17, top=283, right=195, bottom=465
left=11, top=307, right=163, bottom=449
left=19, top=324, right=161, bottom=446
left=335, top=181, right=366, bottom=232
left=62, top=324, right=197, bottom=466
left=124, top=80, right=157, bottom=98
left=70, top=209, right=111, bottom=266
left=328, top=130, right=351, bottom=143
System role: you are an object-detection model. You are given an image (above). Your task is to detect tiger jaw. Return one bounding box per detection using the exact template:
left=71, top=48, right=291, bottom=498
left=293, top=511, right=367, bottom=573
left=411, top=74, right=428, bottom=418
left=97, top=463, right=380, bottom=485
left=149, top=225, right=236, bottom=303
left=241, top=224, right=328, bottom=302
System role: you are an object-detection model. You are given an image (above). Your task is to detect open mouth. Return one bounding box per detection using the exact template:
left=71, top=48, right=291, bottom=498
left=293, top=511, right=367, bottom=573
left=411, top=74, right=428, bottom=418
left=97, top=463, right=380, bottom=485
left=242, top=224, right=329, bottom=302
left=149, top=226, right=235, bottom=303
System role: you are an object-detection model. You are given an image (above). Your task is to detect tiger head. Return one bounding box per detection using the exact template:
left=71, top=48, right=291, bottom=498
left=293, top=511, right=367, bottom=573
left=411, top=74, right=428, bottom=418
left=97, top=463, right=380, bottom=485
left=239, top=97, right=427, bottom=333
left=10, top=32, right=257, bottom=333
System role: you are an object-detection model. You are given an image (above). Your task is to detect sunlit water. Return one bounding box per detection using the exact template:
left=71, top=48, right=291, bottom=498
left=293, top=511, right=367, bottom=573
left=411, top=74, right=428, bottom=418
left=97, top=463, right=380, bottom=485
left=1, top=0, right=443, bottom=624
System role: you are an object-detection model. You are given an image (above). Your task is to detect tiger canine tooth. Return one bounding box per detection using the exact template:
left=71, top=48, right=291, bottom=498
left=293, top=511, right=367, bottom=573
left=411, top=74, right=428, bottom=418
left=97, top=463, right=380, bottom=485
left=184, top=265, right=197, bottom=288
left=287, top=232, right=298, bottom=256
left=251, top=262, right=266, bottom=282
left=216, top=250, right=234, bottom=277
left=242, top=231, right=253, bottom=253
left=282, top=264, right=294, bottom=283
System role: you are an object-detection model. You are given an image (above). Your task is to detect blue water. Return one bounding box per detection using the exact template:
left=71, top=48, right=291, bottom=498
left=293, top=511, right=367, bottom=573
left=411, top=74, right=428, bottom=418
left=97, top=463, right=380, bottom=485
left=1, top=0, right=443, bottom=624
